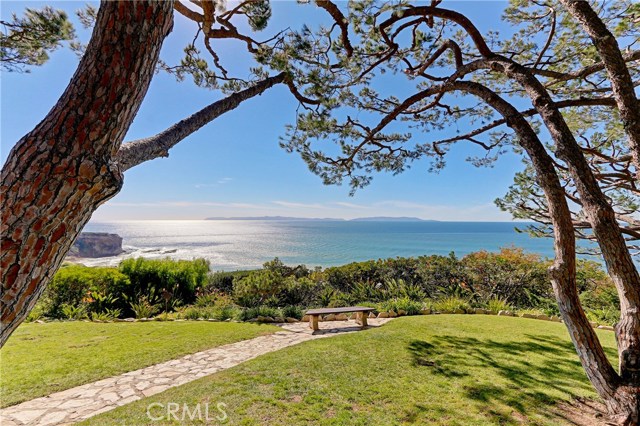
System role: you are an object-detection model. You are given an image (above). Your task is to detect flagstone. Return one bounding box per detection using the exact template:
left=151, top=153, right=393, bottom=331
left=0, top=319, right=391, bottom=426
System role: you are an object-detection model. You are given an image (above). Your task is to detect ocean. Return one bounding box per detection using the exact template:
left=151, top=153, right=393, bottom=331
left=80, top=220, right=558, bottom=270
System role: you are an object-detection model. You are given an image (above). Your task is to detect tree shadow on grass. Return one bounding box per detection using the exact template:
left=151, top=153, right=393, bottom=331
left=407, top=333, right=614, bottom=425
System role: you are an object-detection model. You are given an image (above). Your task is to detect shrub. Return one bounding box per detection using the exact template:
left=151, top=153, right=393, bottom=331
left=585, top=307, right=619, bottom=326
left=45, top=265, right=129, bottom=318
left=182, top=306, right=207, bottom=320
left=25, top=301, right=47, bottom=322
left=61, top=304, right=87, bottom=320
left=282, top=305, right=303, bottom=320
left=486, top=297, right=512, bottom=313
left=195, top=294, right=217, bottom=307
left=195, top=291, right=234, bottom=308
left=90, top=309, right=121, bottom=322
left=179, top=305, right=236, bottom=321
left=85, top=291, right=119, bottom=315
left=315, top=287, right=335, bottom=307
left=233, top=270, right=285, bottom=307
left=212, top=306, right=237, bottom=321
left=205, top=270, right=254, bottom=294
left=235, top=306, right=281, bottom=321
left=384, top=278, right=426, bottom=301
left=462, top=248, right=551, bottom=307
left=328, top=291, right=356, bottom=308
left=416, top=253, right=466, bottom=298
left=119, top=257, right=209, bottom=309
left=129, top=297, right=159, bottom=319
left=280, top=276, right=317, bottom=306
left=379, top=297, right=422, bottom=315
left=580, top=281, right=619, bottom=312
left=351, top=281, right=381, bottom=303
left=432, top=296, right=470, bottom=313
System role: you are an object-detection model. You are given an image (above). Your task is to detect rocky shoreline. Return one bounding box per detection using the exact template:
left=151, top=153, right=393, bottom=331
left=68, top=232, right=123, bottom=258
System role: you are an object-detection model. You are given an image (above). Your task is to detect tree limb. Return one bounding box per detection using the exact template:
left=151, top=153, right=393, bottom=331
left=559, top=0, right=640, bottom=176
left=116, top=72, right=286, bottom=171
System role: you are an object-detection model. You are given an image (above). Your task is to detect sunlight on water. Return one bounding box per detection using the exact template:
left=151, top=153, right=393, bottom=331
left=80, top=220, right=557, bottom=271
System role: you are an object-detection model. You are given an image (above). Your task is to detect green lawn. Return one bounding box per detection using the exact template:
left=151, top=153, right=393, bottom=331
left=84, top=315, right=617, bottom=426
left=0, top=320, right=279, bottom=407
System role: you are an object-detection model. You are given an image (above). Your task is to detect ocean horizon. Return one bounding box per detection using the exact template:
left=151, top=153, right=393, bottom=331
left=80, top=219, right=562, bottom=270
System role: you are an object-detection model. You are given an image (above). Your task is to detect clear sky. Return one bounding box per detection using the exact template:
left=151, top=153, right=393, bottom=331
left=1, top=1, right=525, bottom=222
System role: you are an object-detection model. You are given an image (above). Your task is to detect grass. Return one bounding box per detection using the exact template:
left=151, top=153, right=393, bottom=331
left=83, top=315, right=617, bottom=425
left=0, top=320, right=279, bottom=407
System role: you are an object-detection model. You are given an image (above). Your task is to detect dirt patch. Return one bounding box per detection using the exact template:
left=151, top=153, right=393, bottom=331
left=553, top=397, right=609, bottom=426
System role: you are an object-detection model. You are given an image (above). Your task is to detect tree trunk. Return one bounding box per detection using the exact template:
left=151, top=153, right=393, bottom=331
left=0, top=0, right=174, bottom=346
left=558, top=0, right=640, bottom=176
left=485, top=57, right=640, bottom=424
left=454, top=81, right=623, bottom=406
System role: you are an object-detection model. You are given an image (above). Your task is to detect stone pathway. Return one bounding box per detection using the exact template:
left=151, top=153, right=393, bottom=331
left=1, top=319, right=392, bottom=426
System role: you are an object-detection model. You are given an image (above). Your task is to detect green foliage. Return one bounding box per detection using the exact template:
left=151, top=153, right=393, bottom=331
left=384, top=278, right=426, bottom=301
left=44, top=265, right=129, bottom=318
left=90, top=309, right=121, bottom=322
left=1, top=6, right=75, bottom=72
left=280, top=276, right=316, bottom=306
left=328, top=290, right=356, bottom=308
left=44, top=252, right=615, bottom=324
left=25, top=302, right=46, bottom=322
left=281, top=305, right=303, bottom=320
left=378, top=297, right=422, bottom=315
left=235, top=306, right=281, bottom=322
left=118, top=257, right=209, bottom=309
left=350, top=281, right=382, bottom=302
left=416, top=253, right=466, bottom=298
left=213, top=306, right=236, bottom=321
left=462, top=248, right=552, bottom=307
left=205, top=270, right=253, bottom=294
left=242, top=0, right=271, bottom=31
left=60, top=304, right=87, bottom=320
left=85, top=291, right=119, bottom=314
left=580, top=277, right=619, bottom=325
left=486, top=297, right=513, bottom=314
left=181, top=306, right=210, bottom=320
left=129, top=297, right=159, bottom=319
left=585, top=308, right=620, bottom=326
left=315, top=286, right=336, bottom=307
left=432, top=297, right=471, bottom=314
left=233, top=270, right=284, bottom=307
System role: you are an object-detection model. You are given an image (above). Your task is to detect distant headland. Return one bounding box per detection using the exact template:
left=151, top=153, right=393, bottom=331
left=204, top=216, right=437, bottom=222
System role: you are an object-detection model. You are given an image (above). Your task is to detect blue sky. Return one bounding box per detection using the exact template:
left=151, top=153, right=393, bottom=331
left=1, top=1, right=525, bottom=221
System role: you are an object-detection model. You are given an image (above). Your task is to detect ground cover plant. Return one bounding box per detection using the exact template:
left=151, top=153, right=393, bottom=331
left=33, top=250, right=618, bottom=325
left=83, top=315, right=618, bottom=426
left=0, top=321, right=279, bottom=407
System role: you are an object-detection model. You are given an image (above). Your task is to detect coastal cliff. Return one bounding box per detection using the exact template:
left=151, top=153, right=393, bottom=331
left=69, top=233, right=123, bottom=258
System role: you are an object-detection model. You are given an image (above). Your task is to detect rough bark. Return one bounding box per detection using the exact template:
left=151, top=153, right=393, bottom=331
left=378, top=5, right=640, bottom=421
left=116, top=72, right=286, bottom=171
left=559, top=0, right=640, bottom=177
left=455, top=80, right=622, bottom=405
left=487, top=54, right=640, bottom=426
left=0, top=1, right=175, bottom=346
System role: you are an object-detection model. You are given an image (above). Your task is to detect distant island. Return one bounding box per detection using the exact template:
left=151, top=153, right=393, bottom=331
left=205, top=216, right=437, bottom=222
left=350, top=216, right=435, bottom=222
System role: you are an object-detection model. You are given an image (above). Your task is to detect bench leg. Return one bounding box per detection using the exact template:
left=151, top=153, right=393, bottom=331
left=309, top=314, right=319, bottom=331
left=355, top=312, right=367, bottom=327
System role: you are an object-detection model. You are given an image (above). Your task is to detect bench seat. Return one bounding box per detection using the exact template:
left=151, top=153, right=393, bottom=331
left=304, top=306, right=375, bottom=331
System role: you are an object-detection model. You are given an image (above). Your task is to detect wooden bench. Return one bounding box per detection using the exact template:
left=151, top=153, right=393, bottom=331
left=305, top=306, right=376, bottom=331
